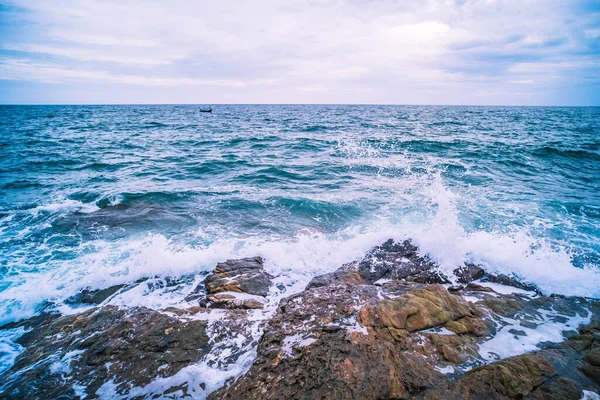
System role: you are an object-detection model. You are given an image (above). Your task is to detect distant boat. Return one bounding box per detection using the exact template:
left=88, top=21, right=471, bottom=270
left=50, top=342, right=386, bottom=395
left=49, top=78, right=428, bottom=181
left=199, top=107, right=212, bottom=113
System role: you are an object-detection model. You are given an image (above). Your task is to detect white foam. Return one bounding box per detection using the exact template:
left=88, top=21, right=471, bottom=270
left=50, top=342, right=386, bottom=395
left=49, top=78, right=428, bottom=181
left=406, top=175, right=600, bottom=298
left=435, top=365, right=455, bottom=374
left=473, top=281, right=535, bottom=296
left=49, top=349, right=85, bottom=375
left=0, top=225, right=405, bottom=324
left=2, top=164, right=600, bottom=327
left=374, top=278, right=392, bottom=285
left=582, top=391, right=600, bottom=400
left=282, top=334, right=317, bottom=357
left=0, top=327, right=25, bottom=375
left=422, top=326, right=456, bottom=335
left=347, top=318, right=368, bottom=335
left=96, top=379, right=119, bottom=399
left=31, top=198, right=99, bottom=215
left=478, top=308, right=591, bottom=362
left=3, top=199, right=600, bottom=326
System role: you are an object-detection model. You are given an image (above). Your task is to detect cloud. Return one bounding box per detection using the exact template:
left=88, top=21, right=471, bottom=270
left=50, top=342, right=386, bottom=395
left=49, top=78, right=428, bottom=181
left=0, top=0, right=598, bottom=104
left=0, top=58, right=276, bottom=87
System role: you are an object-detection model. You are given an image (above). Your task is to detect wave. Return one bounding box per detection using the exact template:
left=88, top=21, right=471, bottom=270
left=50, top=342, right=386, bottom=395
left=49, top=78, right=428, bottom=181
left=532, top=146, right=600, bottom=162
left=30, top=199, right=100, bottom=215
left=1, top=177, right=599, bottom=326
left=300, top=125, right=329, bottom=132
left=233, top=166, right=313, bottom=184
left=141, top=122, right=169, bottom=129
left=428, top=120, right=469, bottom=127
left=94, top=191, right=193, bottom=208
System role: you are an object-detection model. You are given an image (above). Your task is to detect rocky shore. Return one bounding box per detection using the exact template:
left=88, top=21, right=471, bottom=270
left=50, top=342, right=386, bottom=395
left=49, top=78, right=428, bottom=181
left=1, top=239, right=599, bottom=399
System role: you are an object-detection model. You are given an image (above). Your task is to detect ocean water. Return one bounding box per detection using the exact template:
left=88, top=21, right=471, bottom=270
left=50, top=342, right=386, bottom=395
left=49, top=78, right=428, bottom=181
left=1, top=104, right=599, bottom=328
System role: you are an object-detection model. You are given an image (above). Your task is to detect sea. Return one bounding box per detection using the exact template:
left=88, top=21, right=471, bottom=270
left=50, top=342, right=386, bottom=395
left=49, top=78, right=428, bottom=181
left=0, top=104, right=599, bottom=357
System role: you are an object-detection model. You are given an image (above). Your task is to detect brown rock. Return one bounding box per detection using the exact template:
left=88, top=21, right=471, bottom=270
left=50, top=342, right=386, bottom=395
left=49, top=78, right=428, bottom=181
left=359, top=284, right=480, bottom=332
left=205, top=256, right=273, bottom=297
left=445, top=315, right=492, bottom=337
left=1, top=306, right=211, bottom=399
left=212, top=329, right=440, bottom=400
left=584, top=347, right=600, bottom=366
left=481, top=298, right=523, bottom=316
left=306, top=262, right=365, bottom=289
left=427, top=333, right=479, bottom=364
left=184, top=256, right=274, bottom=309
left=580, top=365, right=600, bottom=385
left=422, top=353, right=557, bottom=399
left=526, top=378, right=582, bottom=400
left=207, top=293, right=266, bottom=309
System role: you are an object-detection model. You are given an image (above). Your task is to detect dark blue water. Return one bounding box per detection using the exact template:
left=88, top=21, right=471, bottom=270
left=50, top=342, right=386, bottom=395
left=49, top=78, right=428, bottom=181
left=1, top=104, right=599, bottom=324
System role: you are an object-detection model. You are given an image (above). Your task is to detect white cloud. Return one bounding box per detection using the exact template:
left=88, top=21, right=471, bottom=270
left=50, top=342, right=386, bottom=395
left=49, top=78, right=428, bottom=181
left=0, top=59, right=274, bottom=87
left=1, top=44, right=182, bottom=65
left=509, top=80, right=534, bottom=84
left=0, top=0, right=598, bottom=104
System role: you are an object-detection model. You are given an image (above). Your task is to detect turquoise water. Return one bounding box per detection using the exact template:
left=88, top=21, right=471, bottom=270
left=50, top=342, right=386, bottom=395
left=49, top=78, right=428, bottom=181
left=1, top=105, right=599, bottom=324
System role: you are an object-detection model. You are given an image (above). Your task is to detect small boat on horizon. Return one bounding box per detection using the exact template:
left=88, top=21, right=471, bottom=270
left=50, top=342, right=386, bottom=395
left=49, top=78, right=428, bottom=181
left=199, top=106, right=212, bottom=113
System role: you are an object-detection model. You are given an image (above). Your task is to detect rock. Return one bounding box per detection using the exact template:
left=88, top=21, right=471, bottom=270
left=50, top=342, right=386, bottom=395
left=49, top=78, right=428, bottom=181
left=211, top=328, right=441, bottom=400
left=212, top=280, right=490, bottom=399
left=454, top=263, right=485, bottom=283
left=422, top=353, right=557, bottom=399
left=204, top=256, right=273, bottom=297
left=357, top=239, right=447, bottom=284
left=211, top=241, right=600, bottom=399
left=480, top=297, right=523, bottom=316
left=185, top=256, right=274, bottom=309
left=520, top=319, right=539, bottom=329
left=427, top=333, right=479, bottom=364
left=66, top=284, right=125, bottom=304
left=448, top=284, right=464, bottom=292
left=446, top=315, right=492, bottom=336
left=509, top=328, right=528, bottom=337
left=359, top=284, right=481, bottom=332
left=527, top=378, right=582, bottom=400
left=1, top=305, right=211, bottom=398
left=483, top=273, right=541, bottom=294
left=306, top=262, right=364, bottom=289
left=580, top=366, right=600, bottom=385
left=585, top=348, right=600, bottom=366
left=4, top=241, right=600, bottom=400
left=465, top=282, right=497, bottom=292
left=207, top=292, right=266, bottom=309
left=481, top=354, right=555, bottom=396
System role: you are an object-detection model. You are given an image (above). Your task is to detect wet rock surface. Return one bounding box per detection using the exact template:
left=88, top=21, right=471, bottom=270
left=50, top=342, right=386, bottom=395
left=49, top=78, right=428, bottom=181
left=0, top=257, right=273, bottom=399
left=195, top=256, right=274, bottom=309
left=66, top=284, right=125, bottom=305
left=1, top=239, right=599, bottom=399
left=205, top=256, right=272, bottom=296
left=357, top=239, right=448, bottom=284
left=1, top=306, right=211, bottom=399
left=212, top=240, right=600, bottom=400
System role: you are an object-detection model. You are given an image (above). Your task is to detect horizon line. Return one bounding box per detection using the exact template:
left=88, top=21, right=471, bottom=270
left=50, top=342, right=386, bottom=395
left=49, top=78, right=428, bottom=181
left=1, top=103, right=599, bottom=107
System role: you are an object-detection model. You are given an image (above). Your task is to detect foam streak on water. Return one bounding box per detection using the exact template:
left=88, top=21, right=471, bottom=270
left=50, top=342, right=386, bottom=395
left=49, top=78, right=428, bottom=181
left=0, top=104, right=599, bottom=325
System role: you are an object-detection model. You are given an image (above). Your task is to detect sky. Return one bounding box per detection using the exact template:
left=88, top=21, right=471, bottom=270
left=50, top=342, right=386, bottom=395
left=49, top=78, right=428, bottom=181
left=0, top=0, right=599, bottom=105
